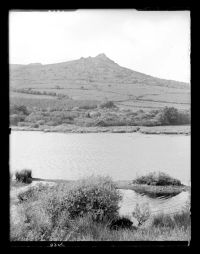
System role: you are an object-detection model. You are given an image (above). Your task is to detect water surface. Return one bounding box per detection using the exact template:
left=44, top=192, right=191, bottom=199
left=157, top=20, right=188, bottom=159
left=10, top=131, right=190, bottom=216
left=10, top=131, right=190, bottom=185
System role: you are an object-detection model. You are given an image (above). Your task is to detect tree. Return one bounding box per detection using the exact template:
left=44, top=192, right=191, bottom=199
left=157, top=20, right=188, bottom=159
left=159, top=107, right=179, bottom=125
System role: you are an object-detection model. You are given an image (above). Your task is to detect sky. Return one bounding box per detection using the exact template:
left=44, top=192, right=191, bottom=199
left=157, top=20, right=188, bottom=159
left=9, top=9, right=190, bottom=83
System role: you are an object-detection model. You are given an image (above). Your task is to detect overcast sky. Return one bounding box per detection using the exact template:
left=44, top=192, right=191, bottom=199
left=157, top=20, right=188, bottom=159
left=9, top=10, right=190, bottom=83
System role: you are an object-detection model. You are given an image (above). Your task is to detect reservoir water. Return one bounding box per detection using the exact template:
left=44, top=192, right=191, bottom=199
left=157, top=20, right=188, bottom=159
left=10, top=131, right=190, bottom=217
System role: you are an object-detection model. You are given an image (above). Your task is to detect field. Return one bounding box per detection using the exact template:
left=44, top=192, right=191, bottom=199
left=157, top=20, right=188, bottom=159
left=10, top=81, right=190, bottom=111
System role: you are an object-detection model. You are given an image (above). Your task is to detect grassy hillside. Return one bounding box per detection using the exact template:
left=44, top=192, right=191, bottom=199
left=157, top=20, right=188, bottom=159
left=10, top=53, right=190, bottom=111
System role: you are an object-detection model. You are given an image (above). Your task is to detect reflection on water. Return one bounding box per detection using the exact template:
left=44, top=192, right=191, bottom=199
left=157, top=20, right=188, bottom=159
left=133, top=190, right=181, bottom=199
left=119, top=189, right=190, bottom=218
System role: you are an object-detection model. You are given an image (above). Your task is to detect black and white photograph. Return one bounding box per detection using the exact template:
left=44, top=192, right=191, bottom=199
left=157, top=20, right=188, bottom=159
left=9, top=9, right=191, bottom=244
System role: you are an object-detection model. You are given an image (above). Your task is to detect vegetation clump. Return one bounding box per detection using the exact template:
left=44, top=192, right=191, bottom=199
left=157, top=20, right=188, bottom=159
left=132, top=172, right=182, bottom=186
left=17, top=183, right=52, bottom=203
left=10, top=94, right=190, bottom=129
left=99, top=100, right=117, bottom=109
left=109, top=216, right=133, bottom=230
left=11, top=176, right=122, bottom=241
left=42, top=176, right=122, bottom=222
left=15, top=169, right=32, bottom=184
left=132, top=203, right=151, bottom=226
left=152, top=210, right=190, bottom=230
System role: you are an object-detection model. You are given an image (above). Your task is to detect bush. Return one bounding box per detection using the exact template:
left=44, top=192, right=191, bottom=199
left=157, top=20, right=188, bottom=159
left=26, top=112, right=43, bottom=122
left=99, top=101, right=117, bottom=109
left=157, top=107, right=190, bottom=125
left=17, top=122, right=31, bottom=127
left=11, top=176, right=122, bottom=241
left=159, top=107, right=179, bottom=124
left=10, top=114, right=24, bottom=125
left=30, top=123, right=39, bottom=128
left=78, top=105, right=97, bottom=110
left=109, top=216, right=133, bottom=230
left=132, top=172, right=182, bottom=186
left=42, top=176, right=122, bottom=223
left=15, top=169, right=32, bottom=183
left=132, top=203, right=151, bottom=226
left=10, top=104, right=29, bottom=115
left=46, top=121, right=59, bottom=126
left=17, top=184, right=52, bottom=203
left=37, top=120, right=45, bottom=125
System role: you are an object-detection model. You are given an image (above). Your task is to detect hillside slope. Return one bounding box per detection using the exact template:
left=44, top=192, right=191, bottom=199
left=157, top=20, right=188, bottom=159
left=10, top=53, right=190, bottom=110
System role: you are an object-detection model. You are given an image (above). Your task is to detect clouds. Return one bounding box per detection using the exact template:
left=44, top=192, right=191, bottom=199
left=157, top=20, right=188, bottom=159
left=9, top=10, right=190, bottom=82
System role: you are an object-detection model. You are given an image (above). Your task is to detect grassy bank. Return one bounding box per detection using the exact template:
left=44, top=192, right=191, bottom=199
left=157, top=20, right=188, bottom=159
left=10, top=174, right=190, bottom=241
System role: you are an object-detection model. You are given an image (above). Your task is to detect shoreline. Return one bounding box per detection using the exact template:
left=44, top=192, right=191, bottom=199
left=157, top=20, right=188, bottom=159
left=10, top=124, right=190, bottom=135
left=10, top=178, right=191, bottom=197
left=115, top=180, right=190, bottom=197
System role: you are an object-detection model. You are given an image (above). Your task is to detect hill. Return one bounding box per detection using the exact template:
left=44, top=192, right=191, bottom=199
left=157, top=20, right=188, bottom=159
left=10, top=53, right=190, bottom=110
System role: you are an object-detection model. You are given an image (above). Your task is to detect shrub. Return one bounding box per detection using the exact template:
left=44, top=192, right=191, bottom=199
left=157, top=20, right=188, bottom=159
left=93, top=119, right=108, bottom=127
left=78, top=105, right=97, bottom=110
left=159, top=107, right=179, bottom=124
left=10, top=104, right=29, bottom=115
left=17, top=184, right=52, bottom=203
left=11, top=176, right=122, bottom=241
left=99, top=101, right=117, bottom=109
left=37, top=120, right=45, bottom=125
left=109, top=216, right=133, bottom=230
left=17, top=122, right=31, bottom=127
left=26, top=112, right=43, bottom=122
left=30, top=123, right=39, bottom=128
left=177, top=110, right=191, bottom=124
left=132, top=203, right=151, bottom=226
left=10, top=114, right=23, bottom=125
left=46, top=121, right=59, bottom=126
left=156, top=107, right=190, bottom=125
left=43, top=176, right=122, bottom=223
left=15, top=169, right=32, bottom=184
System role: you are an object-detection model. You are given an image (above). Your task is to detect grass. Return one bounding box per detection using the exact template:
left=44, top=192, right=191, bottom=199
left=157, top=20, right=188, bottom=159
left=10, top=208, right=190, bottom=241
left=10, top=181, right=29, bottom=189
left=10, top=175, right=191, bottom=241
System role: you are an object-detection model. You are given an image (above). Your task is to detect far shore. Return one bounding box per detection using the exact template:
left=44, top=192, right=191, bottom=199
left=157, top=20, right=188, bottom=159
left=10, top=124, right=190, bottom=135
left=10, top=178, right=191, bottom=198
